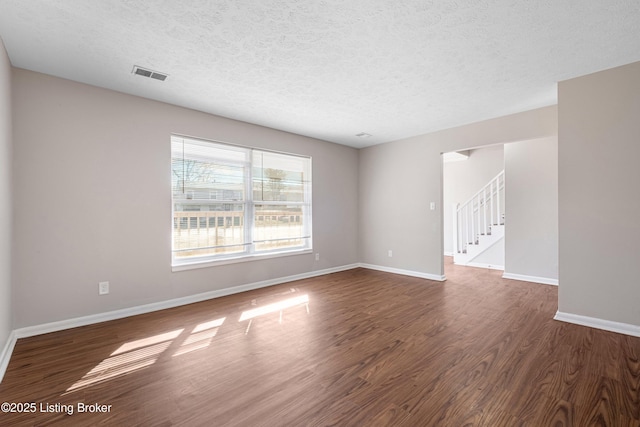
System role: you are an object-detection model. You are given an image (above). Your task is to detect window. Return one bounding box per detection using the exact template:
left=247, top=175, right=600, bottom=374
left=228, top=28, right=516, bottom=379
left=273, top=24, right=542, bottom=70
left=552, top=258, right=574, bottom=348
left=171, top=135, right=312, bottom=267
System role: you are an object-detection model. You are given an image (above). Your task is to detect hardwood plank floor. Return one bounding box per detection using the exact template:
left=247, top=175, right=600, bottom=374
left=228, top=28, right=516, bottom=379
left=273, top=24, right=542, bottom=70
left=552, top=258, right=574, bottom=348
left=1, top=259, right=639, bottom=426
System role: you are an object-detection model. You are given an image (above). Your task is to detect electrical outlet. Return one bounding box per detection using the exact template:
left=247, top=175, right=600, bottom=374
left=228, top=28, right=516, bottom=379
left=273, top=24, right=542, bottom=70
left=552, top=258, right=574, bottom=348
left=388, top=250, right=393, bottom=257
left=315, top=253, right=320, bottom=261
left=99, top=281, right=109, bottom=295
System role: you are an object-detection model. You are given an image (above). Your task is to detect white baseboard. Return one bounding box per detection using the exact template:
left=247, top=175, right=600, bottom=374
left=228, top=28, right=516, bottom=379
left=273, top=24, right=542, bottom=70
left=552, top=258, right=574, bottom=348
left=554, top=311, right=640, bottom=338
left=359, top=263, right=446, bottom=282
left=502, top=272, right=558, bottom=286
left=465, top=262, right=504, bottom=271
left=443, top=252, right=454, bottom=257
left=0, top=330, right=17, bottom=384
left=13, top=263, right=360, bottom=340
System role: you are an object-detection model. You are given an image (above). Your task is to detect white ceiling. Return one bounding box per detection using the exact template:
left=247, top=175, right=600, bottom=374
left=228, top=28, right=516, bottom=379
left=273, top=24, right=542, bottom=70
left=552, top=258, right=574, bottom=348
left=1, top=1, right=639, bottom=148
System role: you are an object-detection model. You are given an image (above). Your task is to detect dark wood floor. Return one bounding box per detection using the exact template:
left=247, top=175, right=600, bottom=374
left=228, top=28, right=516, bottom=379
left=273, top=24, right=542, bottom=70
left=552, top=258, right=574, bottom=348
left=1, top=259, right=639, bottom=426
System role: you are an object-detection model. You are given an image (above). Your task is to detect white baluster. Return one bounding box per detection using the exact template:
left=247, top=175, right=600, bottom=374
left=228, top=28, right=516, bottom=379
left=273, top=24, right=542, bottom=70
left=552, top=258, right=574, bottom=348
left=490, top=180, right=494, bottom=229
left=453, top=203, right=459, bottom=254
left=465, top=205, right=469, bottom=248
left=496, top=175, right=501, bottom=225
left=483, top=187, right=487, bottom=236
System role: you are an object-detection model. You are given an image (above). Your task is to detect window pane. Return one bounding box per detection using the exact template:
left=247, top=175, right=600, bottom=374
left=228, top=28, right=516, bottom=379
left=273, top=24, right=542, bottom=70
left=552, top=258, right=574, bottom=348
left=171, top=137, right=246, bottom=164
left=172, top=136, right=250, bottom=261
left=172, top=159, right=245, bottom=201
left=254, top=204, right=309, bottom=251
left=172, top=137, right=247, bottom=202
left=173, top=203, right=246, bottom=259
left=252, top=151, right=308, bottom=202
left=172, top=135, right=311, bottom=266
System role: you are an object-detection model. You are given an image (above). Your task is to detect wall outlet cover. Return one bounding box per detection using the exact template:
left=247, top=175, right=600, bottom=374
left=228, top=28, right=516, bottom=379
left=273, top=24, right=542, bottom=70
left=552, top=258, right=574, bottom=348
left=99, top=281, right=109, bottom=295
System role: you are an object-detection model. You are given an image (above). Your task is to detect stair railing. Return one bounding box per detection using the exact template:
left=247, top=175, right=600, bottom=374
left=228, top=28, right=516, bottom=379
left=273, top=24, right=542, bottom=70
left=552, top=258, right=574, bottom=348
left=453, top=170, right=504, bottom=255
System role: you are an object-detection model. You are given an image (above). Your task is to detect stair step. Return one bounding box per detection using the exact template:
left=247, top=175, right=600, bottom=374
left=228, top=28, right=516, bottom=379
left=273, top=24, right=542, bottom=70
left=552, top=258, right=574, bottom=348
left=453, top=170, right=504, bottom=267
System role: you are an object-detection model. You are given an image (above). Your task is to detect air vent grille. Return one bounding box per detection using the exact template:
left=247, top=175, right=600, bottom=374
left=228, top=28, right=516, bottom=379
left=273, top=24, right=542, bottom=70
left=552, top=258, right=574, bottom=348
left=132, top=65, right=168, bottom=81
left=150, top=72, right=167, bottom=81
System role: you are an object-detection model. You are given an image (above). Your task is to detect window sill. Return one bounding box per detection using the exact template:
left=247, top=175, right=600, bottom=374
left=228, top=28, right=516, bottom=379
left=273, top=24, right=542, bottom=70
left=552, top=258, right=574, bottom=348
left=172, top=248, right=313, bottom=272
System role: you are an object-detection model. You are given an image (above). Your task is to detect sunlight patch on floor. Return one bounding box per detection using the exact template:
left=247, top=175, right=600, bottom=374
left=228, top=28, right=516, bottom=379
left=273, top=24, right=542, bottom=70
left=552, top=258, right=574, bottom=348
left=64, top=291, right=313, bottom=393
left=173, top=317, right=226, bottom=357
left=111, top=329, right=184, bottom=356
left=65, top=341, right=173, bottom=393
left=239, top=294, right=309, bottom=322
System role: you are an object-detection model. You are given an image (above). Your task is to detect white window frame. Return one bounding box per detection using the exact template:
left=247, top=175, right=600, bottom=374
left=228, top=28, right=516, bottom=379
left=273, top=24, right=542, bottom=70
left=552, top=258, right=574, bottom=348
left=171, top=135, right=312, bottom=271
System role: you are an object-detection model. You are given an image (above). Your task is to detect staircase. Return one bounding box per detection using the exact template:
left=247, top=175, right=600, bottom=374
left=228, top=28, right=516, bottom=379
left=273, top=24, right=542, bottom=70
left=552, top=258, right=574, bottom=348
left=453, top=171, right=505, bottom=266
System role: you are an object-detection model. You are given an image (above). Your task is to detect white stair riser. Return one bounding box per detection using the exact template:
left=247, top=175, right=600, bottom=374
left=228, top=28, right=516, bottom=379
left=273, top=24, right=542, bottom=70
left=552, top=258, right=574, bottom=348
left=454, top=225, right=504, bottom=265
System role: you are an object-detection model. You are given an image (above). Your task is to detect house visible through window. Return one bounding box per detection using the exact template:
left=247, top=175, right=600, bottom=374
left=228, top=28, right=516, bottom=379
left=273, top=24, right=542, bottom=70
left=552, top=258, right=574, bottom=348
left=171, top=135, right=312, bottom=267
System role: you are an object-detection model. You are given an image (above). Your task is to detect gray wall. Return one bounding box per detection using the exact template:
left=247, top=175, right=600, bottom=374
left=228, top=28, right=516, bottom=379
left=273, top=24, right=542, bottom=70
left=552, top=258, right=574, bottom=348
left=359, top=106, right=557, bottom=277
left=504, top=137, right=558, bottom=281
left=443, top=145, right=504, bottom=255
left=0, top=39, right=12, bottom=353
left=559, top=61, right=640, bottom=326
left=12, top=69, right=359, bottom=328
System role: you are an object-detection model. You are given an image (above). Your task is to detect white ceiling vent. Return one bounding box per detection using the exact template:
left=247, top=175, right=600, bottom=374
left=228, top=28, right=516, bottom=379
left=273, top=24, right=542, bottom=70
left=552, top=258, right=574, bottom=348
left=132, top=65, right=168, bottom=81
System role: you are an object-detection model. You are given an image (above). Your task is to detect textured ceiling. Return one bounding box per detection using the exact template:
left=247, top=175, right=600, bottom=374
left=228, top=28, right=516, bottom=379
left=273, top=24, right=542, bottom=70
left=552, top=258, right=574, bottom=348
left=1, top=1, right=639, bottom=148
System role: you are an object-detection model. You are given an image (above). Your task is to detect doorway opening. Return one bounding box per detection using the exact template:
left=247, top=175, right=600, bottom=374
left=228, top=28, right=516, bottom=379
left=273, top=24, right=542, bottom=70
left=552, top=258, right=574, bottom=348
left=442, top=145, right=505, bottom=271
